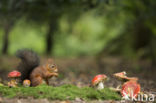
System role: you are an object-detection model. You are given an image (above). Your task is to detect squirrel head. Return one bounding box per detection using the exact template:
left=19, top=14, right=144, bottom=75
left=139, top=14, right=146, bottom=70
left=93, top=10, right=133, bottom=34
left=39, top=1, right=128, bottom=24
left=46, top=59, right=58, bottom=73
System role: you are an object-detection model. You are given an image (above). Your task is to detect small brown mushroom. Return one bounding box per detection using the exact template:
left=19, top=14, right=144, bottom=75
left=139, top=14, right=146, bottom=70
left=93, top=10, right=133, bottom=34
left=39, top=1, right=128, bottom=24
left=92, top=74, right=107, bottom=90
left=23, top=79, right=31, bottom=87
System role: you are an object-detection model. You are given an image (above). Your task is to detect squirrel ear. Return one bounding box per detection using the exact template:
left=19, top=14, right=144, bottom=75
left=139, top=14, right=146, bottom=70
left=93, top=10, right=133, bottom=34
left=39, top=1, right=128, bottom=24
left=47, top=58, right=54, bottom=63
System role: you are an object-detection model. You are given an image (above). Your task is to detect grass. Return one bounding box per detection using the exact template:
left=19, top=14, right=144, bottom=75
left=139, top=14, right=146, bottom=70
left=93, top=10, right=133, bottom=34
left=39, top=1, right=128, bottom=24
left=0, top=84, right=121, bottom=100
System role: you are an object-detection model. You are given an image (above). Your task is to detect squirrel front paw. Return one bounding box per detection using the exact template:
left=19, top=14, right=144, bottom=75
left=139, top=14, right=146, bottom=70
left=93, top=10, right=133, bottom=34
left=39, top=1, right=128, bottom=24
left=54, top=73, right=58, bottom=77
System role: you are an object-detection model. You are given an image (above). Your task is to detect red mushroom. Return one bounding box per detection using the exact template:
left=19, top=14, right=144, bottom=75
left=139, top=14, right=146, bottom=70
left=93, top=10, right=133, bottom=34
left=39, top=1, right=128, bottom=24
left=92, top=74, right=107, bottom=90
left=114, top=71, right=126, bottom=78
left=121, top=81, right=140, bottom=100
left=113, top=71, right=139, bottom=92
left=113, top=71, right=138, bottom=82
left=8, top=70, right=21, bottom=87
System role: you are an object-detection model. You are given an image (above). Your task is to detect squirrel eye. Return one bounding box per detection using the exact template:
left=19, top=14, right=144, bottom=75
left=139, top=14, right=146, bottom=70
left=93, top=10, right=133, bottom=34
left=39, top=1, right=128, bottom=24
left=50, top=65, right=55, bottom=68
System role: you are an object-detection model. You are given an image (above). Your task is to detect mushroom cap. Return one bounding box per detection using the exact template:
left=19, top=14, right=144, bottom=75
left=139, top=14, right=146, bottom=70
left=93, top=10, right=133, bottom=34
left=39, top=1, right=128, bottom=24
left=8, top=70, right=21, bottom=78
left=113, top=71, right=138, bottom=82
left=23, top=79, right=31, bottom=87
left=113, top=71, right=127, bottom=78
left=121, top=81, right=140, bottom=98
left=92, top=74, right=107, bottom=86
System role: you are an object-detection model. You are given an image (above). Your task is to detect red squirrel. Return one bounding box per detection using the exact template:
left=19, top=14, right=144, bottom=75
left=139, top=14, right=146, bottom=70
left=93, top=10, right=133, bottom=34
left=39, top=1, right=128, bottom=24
left=16, top=49, right=58, bottom=86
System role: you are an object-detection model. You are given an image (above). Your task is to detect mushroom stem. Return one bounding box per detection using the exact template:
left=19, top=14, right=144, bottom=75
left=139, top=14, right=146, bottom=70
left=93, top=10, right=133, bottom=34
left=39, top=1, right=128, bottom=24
left=8, top=79, right=17, bottom=87
left=97, top=82, right=104, bottom=90
left=11, top=79, right=17, bottom=84
left=109, top=87, right=121, bottom=92
left=15, top=77, right=18, bottom=82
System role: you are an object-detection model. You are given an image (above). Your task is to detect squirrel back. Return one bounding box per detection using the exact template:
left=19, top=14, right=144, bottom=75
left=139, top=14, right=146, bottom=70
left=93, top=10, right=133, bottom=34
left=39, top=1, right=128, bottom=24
left=16, top=49, right=40, bottom=82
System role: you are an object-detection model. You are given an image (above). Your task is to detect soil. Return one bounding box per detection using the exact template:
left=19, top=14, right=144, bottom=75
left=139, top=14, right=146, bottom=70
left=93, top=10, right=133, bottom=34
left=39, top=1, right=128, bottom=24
left=0, top=97, right=124, bottom=103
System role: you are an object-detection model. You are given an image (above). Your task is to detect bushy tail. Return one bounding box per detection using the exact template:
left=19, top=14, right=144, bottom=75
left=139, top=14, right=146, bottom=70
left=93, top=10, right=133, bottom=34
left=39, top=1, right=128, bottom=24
left=16, top=49, right=40, bottom=82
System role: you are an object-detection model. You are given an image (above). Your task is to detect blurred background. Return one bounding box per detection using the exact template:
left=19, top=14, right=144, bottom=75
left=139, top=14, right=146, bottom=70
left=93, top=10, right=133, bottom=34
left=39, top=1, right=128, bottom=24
left=0, top=0, right=156, bottom=91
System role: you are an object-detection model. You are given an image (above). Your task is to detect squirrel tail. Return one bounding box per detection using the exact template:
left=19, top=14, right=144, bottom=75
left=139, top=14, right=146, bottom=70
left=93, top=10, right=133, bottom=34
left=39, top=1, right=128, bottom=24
left=16, top=49, right=40, bottom=82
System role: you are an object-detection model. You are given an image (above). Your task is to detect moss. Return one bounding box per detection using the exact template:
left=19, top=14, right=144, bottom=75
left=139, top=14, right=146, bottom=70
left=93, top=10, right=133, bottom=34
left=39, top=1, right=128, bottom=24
left=0, top=84, right=121, bottom=100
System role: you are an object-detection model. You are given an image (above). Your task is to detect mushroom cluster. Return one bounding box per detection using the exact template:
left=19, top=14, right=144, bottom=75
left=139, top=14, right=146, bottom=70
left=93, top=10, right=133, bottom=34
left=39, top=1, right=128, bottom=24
left=7, top=70, right=21, bottom=87
left=91, top=74, right=107, bottom=90
left=113, top=71, right=141, bottom=100
left=91, top=71, right=141, bottom=100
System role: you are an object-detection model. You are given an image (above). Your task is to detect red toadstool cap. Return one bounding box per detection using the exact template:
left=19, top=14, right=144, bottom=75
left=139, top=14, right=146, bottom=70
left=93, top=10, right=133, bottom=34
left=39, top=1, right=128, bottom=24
left=92, top=74, right=107, bottom=86
left=113, top=71, right=127, bottom=78
left=8, top=70, right=21, bottom=78
left=113, top=71, right=138, bottom=82
left=121, top=81, right=140, bottom=98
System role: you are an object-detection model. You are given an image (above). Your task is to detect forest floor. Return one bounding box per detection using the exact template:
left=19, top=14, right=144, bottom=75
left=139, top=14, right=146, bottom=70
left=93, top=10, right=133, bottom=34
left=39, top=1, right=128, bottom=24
left=0, top=56, right=156, bottom=103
